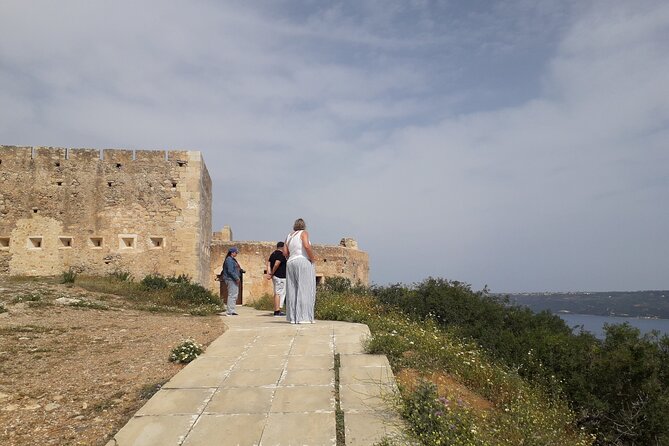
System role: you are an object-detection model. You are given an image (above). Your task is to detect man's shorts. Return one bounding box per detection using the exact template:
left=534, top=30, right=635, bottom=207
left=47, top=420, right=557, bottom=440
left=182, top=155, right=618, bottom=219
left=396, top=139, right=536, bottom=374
left=272, top=276, right=286, bottom=307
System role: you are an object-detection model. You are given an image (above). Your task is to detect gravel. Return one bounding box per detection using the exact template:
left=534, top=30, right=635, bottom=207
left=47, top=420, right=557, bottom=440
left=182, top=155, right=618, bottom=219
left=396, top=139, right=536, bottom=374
left=0, top=279, right=226, bottom=446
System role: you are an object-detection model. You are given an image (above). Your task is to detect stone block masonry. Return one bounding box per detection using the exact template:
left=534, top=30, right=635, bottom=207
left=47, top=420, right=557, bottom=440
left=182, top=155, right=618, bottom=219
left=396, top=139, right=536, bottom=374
left=0, top=146, right=212, bottom=285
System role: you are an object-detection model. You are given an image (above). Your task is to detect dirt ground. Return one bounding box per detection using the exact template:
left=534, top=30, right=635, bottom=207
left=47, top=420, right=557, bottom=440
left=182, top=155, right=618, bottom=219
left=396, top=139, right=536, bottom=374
left=0, top=278, right=227, bottom=446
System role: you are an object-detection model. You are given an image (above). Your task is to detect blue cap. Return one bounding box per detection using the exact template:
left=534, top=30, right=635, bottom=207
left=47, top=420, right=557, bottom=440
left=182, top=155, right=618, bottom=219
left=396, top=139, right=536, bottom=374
left=228, top=247, right=238, bottom=253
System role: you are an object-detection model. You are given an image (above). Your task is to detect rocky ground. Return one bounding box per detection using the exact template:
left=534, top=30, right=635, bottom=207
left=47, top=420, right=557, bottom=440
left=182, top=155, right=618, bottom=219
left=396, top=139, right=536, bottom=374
left=0, top=278, right=227, bottom=446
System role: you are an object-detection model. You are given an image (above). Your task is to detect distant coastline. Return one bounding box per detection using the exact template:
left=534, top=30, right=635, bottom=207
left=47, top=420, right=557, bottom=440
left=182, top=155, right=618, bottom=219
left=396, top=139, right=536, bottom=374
left=501, top=290, right=669, bottom=319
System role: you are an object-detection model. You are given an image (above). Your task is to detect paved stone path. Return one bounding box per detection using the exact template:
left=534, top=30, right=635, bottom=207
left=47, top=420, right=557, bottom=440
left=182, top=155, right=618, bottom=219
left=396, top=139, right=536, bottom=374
left=106, top=306, right=404, bottom=446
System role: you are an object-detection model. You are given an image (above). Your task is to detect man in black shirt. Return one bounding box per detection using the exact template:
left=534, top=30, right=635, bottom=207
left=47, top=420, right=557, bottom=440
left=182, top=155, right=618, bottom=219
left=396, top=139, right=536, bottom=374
left=266, top=241, right=287, bottom=316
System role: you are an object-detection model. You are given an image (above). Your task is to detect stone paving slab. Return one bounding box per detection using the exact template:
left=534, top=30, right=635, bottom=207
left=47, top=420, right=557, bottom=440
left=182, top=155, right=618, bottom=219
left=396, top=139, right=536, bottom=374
left=136, top=389, right=215, bottom=416
left=205, top=387, right=275, bottom=414
left=110, top=415, right=196, bottom=446
left=106, top=306, right=403, bottom=446
left=181, top=414, right=267, bottom=446
left=340, top=384, right=397, bottom=412
left=286, top=355, right=334, bottom=370
left=339, top=366, right=395, bottom=386
left=340, top=354, right=391, bottom=369
left=345, top=412, right=405, bottom=445
left=262, top=412, right=336, bottom=446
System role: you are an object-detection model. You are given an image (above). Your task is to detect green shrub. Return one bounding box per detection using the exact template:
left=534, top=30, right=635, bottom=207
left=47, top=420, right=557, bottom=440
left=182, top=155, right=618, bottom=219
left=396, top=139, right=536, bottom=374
left=166, top=274, right=192, bottom=284
left=250, top=293, right=274, bottom=311
left=583, top=324, right=669, bottom=445
left=108, top=270, right=133, bottom=282
left=141, top=274, right=169, bottom=290
left=171, top=282, right=219, bottom=305
left=321, top=276, right=352, bottom=293
left=11, top=293, right=41, bottom=303
left=402, top=380, right=484, bottom=446
left=0, top=303, right=6, bottom=313
left=61, top=269, right=77, bottom=284
left=370, top=278, right=669, bottom=445
left=169, top=339, right=203, bottom=363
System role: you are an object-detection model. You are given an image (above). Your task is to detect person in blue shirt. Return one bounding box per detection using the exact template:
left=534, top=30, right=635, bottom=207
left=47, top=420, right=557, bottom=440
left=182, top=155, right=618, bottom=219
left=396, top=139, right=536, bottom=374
left=222, top=247, right=242, bottom=315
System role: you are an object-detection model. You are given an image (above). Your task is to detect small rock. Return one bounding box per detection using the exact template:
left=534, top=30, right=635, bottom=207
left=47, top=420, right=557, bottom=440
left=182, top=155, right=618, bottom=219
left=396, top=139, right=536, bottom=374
left=2, top=404, right=19, bottom=411
left=82, top=402, right=88, bottom=410
left=0, top=392, right=10, bottom=402
left=53, top=395, right=64, bottom=401
left=45, top=403, right=60, bottom=412
left=73, top=415, right=85, bottom=421
left=18, top=337, right=29, bottom=341
left=55, top=297, right=81, bottom=305
left=22, top=403, right=41, bottom=410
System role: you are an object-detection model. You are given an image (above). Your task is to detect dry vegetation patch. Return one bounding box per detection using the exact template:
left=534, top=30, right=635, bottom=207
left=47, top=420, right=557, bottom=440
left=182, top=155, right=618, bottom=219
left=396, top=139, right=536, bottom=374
left=396, top=368, right=494, bottom=412
left=0, top=278, right=226, bottom=446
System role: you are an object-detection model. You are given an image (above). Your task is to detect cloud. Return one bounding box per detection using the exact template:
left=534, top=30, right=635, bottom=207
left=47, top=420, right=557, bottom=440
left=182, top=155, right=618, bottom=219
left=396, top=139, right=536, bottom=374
left=1, top=0, right=667, bottom=291
left=298, top=0, right=669, bottom=291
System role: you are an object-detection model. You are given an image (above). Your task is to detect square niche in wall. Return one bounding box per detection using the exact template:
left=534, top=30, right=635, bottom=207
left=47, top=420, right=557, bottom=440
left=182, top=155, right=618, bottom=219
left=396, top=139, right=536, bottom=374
left=119, top=235, right=137, bottom=249
left=0, top=237, right=9, bottom=250
left=59, top=236, right=73, bottom=248
left=90, top=237, right=103, bottom=248
left=27, top=237, right=43, bottom=249
left=149, top=237, right=165, bottom=249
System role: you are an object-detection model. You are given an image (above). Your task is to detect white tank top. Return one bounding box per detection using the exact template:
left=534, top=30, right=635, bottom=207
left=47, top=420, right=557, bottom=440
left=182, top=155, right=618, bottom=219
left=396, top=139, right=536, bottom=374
left=286, top=230, right=305, bottom=262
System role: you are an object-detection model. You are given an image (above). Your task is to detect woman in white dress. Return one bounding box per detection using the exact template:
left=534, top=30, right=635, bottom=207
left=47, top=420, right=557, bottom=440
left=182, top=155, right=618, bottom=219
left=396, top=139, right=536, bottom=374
left=283, top=218, right=316, bottom=324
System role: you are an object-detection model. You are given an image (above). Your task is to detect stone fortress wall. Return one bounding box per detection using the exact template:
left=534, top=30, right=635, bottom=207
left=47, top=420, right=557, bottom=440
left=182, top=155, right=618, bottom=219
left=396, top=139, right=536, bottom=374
left=210, top=226, right=369, bottom=303
left=0, top=145, right=369, bottom=299
left=0, top=146, right=212, bottom=284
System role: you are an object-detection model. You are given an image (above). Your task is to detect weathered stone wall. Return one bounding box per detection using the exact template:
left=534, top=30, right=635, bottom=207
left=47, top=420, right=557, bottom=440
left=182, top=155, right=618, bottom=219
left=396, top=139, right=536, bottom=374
left=210, top=235, right=369, bottom=303
left=0, top=146, right=211, bottom=284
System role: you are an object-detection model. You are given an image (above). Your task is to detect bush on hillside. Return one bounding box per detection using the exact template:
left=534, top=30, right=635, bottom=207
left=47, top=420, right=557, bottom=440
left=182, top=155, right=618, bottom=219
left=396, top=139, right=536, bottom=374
left=141, top=274, right=169, bottom=290
left=320, top=276, right=352, bottom=293
left=315, top=290, right=593, bottom=445
left=370, top=277, right=669, bottom=445
left=108, top=270, right=133, bottom=282
left=172, top=282, right=219, bottom=305
left=61, top=269, right=77, bottom=284
left=169, top=339, right=203, bottom=363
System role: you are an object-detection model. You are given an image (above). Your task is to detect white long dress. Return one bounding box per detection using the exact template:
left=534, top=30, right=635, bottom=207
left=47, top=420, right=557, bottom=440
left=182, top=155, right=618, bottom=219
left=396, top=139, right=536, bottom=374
left=285, top=230, right=316, bottom=323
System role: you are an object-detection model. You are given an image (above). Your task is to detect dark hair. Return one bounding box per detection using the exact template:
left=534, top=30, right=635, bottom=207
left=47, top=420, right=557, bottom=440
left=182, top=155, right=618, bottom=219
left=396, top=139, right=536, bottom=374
left=276, top=241, right=285, bottom=248
left=293, top=218, right=306, bottom=231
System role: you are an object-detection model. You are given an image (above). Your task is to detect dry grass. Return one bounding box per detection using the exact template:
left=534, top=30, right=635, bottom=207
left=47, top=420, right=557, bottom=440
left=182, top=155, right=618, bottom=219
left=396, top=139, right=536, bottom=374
left=0, top=278, right=227, bottom=446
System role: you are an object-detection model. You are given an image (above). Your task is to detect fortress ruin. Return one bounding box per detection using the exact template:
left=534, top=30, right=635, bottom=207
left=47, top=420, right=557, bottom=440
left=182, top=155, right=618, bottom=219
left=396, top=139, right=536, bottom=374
left=0, top=146, right=368, bottom=300
left=210, top=226, right=369, bottom=302
left=0, top=146, right=211, bottom=283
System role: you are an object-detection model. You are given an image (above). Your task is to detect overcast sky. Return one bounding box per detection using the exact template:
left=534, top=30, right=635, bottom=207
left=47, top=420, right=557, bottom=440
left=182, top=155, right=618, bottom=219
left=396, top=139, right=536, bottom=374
left=1, top=0, right=668, bottom=292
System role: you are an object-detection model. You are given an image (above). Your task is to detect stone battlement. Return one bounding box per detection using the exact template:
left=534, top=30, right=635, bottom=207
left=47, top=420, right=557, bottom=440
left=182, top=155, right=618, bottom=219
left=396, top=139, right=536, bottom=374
left=0, top=146, right=195, bottom=164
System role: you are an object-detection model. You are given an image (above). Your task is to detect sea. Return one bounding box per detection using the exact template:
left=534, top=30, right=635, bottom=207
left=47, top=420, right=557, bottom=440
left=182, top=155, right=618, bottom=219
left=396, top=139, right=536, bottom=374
left=506, top=290, right=669, bottom=339
left=557, top=314, right=669, bottom=339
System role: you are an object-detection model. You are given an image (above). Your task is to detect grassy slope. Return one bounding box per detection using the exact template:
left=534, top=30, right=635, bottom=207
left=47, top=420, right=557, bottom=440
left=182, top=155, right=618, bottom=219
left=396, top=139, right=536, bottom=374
left=314, top=291, right=594, bottom=446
